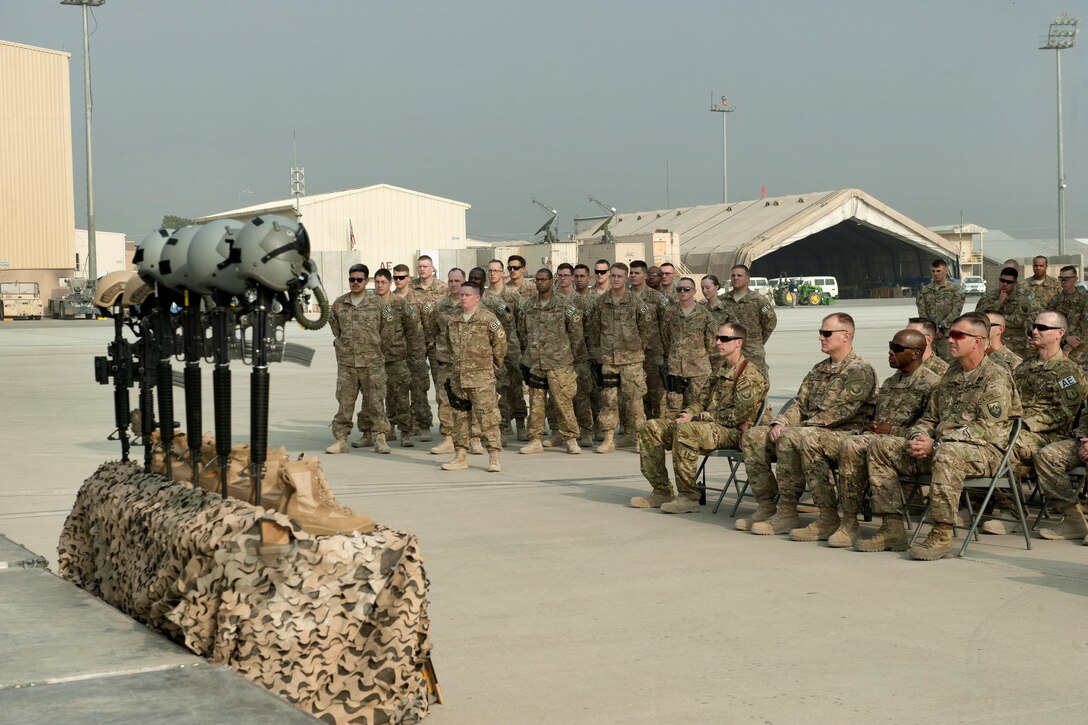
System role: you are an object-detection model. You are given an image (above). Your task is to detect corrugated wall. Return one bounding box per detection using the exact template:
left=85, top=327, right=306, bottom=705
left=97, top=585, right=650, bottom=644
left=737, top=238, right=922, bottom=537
left=0, top=41, right=75, bottom=270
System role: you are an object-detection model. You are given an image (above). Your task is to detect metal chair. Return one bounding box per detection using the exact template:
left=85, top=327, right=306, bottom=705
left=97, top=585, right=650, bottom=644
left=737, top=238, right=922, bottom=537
left=908, top=419, right=1031, bottom=556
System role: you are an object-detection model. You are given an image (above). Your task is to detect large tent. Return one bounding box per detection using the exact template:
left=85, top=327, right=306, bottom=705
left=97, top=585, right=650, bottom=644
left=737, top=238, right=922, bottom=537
left=587, top=188, right=959, bottom=298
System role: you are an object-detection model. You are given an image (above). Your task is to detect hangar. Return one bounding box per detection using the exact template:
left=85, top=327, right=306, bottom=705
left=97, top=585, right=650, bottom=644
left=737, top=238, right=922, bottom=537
left=585, top=188, right=961, bottom=299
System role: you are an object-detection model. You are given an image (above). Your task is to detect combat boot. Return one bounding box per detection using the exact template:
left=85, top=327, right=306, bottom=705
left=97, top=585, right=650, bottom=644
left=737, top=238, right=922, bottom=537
left=325, top=438, right=348, bottom=454
left=827, top=514, right=861, bottom=548
left=281, top=457, right=375, bottom=536
left=350, top=432, right=373, bottom=449
left=565, top=438, right=582, bottom=455
left=750, top=501, right=801, bottom=535
left=593, top=423, right=604, bottom=442
left=735, top=501, right=776, bottom=531
left=487, top=451, right=502, bottom=473
left=429, top=436, right=455, bottom=455
left=520, top=438, right=544, bottom=454
left=1038, top=503, right=1088, bottom=540
left=541, top=432, right=564, bottom=448
left=615, top=432, right=637, bottom=448
left=579, top=432, right=594, bottom=449
left=469, top=437, right=486, bottom=455
left=788, top=507, right=841, bottom=542
left=630, top=491, right=673, bottom=508
left=374, top=434, right=391, bottom=454
left=909, top=522, right=954, bottom=560
left=441, top=448, right=469, bottom=471
left=400, top=430, right=415, bottom=448
left=854, top=513, right=908, bottom=552
left=596, top=431, right=616, bottom=454
left=418, top=429, right=433, bottom=443
left=515, top=418, right=528, bottom=442
left=661, top=496, right=700, bottom=514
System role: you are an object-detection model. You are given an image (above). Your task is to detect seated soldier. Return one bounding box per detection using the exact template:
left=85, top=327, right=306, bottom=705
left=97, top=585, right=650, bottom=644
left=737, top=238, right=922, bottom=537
left=1033, top=418, right=1088, bottom=543
left=983, top=311, right=1023, bottom=372
left=906, top=317, right=949, bottom=375
left=739, top=313, right=877, bottom=535
left=981, top=310, right=1086, bottom=535
left=795, top=328, right=940, bottom=546
left=632, top=323, right=768, bottom=513
left=858, top=312, right=1022, bottom=559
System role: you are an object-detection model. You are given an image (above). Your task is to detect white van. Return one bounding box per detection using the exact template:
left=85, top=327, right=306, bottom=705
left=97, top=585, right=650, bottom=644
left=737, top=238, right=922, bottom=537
left=800, top=276, right=838, bottom=299
left=749, top=276, right=774, bottom=301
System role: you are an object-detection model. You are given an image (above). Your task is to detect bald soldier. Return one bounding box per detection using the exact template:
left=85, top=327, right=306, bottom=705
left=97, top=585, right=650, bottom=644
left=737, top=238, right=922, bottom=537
left=1046, top=265, right=1088, bottom=366
left=815, top=329, right=941, bottom=547
left=718, top=264, right=777, bottom=377
left=740, top=313, right=877, bottom=535
left=633, top=322, right=768, bottom=514
left=915, top=259, right=965, bottom=361
left=858, top=312, right=1022, bottom=560
left=983, top=311, right=1023, bottom=372
left=906, top=317, right=949, bottom=376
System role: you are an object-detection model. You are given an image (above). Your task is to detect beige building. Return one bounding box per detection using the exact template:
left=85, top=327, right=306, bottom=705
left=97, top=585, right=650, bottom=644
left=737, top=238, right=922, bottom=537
left=0, top=40, right=76, bottom=293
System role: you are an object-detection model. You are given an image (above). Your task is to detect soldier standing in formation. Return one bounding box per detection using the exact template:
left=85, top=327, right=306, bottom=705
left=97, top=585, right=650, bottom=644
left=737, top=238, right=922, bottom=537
left=975, top=267, right=1032, bottom=358
left=718, top=264, right=777, bottom=377
left=486, top=259, right=528, bottom=440
left=860, top=312, right=1022, bottom=560
left=410, top=254, right=450, bottom=437
left=658, top=262, right=678, bottom=301
left=591, top=259, right=612, bottom=298
left=517, top=268, right=583, bottom=455
left=326, top=264, right=391, bottom=455
left=427, top=267, right=465, bottom=456
left=373, top=268, right=425, bottom=450
left=660, top=276, right=717, bottom=418
left=505, top=254, right=535, bottom=300
left=632, top=322, right=768, bottom=514
left=440, top=281, right=507, bottom=473
left=393, top=263, right=432, bottom=442
left=915, top=258, right=964, bottom=362
left=554, top=263, right=595, bottom=447
left=629, top=260, right=671, bottom=421
left=1024, top=255, right=1061, bottom=319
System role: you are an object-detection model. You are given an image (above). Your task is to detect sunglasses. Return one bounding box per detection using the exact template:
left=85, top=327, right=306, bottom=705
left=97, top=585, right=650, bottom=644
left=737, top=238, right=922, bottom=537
left=1060, top=275, right=1077, bottom=281
left=595, top=269, right=609, bottom=275
left=716, top=335, right=743, bottom=342
left=888, top=342, right=922, bottom=353
left=999, top=279, right=1016, bottom=285
left=1032, top=323, right=1063, bottom=332
left=947, top=329, right=984, bottom=341
left=677, top=286, right=694, bottom=293
left=393, top=275, right=409, bottom=281
left=348, top=277, right=366, bottom=283
left=508, top=265, right=523, bottom=271
left=818, top=329, right=848, bottom=337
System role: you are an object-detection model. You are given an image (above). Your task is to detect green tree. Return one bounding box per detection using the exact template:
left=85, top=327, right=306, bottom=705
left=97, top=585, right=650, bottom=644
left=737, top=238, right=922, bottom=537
left=161, top=214, right=196, bottom=229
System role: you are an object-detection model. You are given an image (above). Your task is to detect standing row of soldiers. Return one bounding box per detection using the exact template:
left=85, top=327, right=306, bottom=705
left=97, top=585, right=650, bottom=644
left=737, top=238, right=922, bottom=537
left=326, top=254, right=779, bottom=471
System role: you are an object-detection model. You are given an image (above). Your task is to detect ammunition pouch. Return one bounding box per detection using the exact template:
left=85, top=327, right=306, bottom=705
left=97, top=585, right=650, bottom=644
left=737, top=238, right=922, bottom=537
left=522, top=364, right=549, bottom=390
left=444, top=378, right=473, bottom=412
left=664, top=373, right=690, bottom=394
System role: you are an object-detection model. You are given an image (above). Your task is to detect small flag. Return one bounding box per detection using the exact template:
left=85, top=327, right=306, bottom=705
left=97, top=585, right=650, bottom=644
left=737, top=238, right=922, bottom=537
left=349, top=220, right=357, bottom=251
left=761, top=186, right=766, bottom=200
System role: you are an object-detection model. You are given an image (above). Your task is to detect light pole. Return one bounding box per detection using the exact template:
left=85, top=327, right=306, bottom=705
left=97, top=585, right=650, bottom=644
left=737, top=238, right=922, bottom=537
left=61, top=0, right=104, bottom=281
left=709, top=94, right=734, bottom=203
left=1040, top=14, right=1079, bottom=256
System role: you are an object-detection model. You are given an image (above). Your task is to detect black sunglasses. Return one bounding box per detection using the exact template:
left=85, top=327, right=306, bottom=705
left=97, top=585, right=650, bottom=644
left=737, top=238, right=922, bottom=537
left=393, top=274, right=409, bottom=281
left=508, top=265, right=523, bottom=271
left=888, top=342, right=921, bottom=353
left=595, top=269, right=609, bottom=275
left=999, top=278, right=1016, bottom=285
left=348, top=277, right=366, bottom=283
left=818, top=329, right=848, bottom=337
left=1032, top=323, right=1064, bottom=332
left=717, top=335, right=743, bottom=342
left=676, top=286, right=694, bottom=293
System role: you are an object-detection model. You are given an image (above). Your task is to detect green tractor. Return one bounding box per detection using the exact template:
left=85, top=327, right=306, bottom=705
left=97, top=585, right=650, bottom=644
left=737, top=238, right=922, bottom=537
left=774, top=278, right=831, bottom=306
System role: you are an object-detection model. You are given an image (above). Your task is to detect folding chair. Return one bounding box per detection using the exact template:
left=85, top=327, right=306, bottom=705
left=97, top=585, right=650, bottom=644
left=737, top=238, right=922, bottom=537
left=908, top=419, right=1031, bottom=557
left=696, top=397, right=793, bottom=516
left=1029, top=465, right=1086, bottom=531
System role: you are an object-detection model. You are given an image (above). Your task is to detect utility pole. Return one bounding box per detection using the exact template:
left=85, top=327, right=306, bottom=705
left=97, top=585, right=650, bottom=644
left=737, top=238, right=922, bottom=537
left=1040, top=14, right=1079, bottom=256
left=709, top=93, right=734, bottom=203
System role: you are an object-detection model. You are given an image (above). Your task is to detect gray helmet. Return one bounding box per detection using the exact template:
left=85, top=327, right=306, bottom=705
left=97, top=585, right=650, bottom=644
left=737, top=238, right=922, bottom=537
left=156, top=225, right=202, bottom=292
left=133, top=228, right=173, bottom=286
left=185, top=219, right=245, bottom=295
left=234, top=215, right=312, bottom=292
left=94, top=271, right=136, bottom=308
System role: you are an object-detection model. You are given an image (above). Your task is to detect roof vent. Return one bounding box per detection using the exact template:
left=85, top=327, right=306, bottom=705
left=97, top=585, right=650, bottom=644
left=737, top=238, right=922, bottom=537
left=798, top=197, right=805, bottom=203
left=637, top=215, right=642, bottom=220
left=773, top=200, right=779, bottom=206
left=725, top=206, right=732, bottom=212
left=764, top=201, right=771, bottom=207
left=676, top=210, right=682, bottom=216
left=656, top=213, right=662, bottom=218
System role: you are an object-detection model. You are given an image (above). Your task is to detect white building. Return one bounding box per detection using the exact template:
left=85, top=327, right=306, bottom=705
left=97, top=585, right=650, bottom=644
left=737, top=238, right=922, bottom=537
left=74, top=229, right=128, bottom=276
left=197, top=184, right=471, bottom=299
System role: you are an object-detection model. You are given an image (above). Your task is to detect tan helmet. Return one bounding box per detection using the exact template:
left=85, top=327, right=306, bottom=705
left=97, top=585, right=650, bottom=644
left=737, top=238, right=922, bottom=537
left=121, top=276, right=154, bottom=308
left=94, top=271, right=136, bottom=308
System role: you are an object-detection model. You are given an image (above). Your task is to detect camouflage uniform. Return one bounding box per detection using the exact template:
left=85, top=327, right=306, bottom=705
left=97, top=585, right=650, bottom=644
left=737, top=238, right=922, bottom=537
left=718, top=289, right=777, bottom=376
left=832, top=365, right=942, bottom=514
left=1010, top=351, right=1087, bottom=466
left=428, top=295, right=461, bottom=437
left=1034, top=414, right=1088, bottom=505
left=507, top=278, right=536, bottom=300
left=1025, top=275, right=1061, bottom=318
left=866, top=356, right=1022, bottom=522
left=922, top=354, right=949, bottom=376
left=704, top=300, right=730, bottom=372
left=975, top=288, right=1033, bottom=358
left=552, top=291, right=594, bottom=439
left=987, top=346, right=1022, bottom=373
left=660, top=303, right=718, bottom=417
left=398, top=288, right=433, bottom=433
left=632, top=286, right=672, bottom=420
left=916, top=280, right=965, bottom=361
left=380, top=296, right=426, bottom=439
left=329, top=293, right=390, bottom=441
left=446, top=306, right=508, bottom=452
left=482, top=291, right=519, bottom=429
left=1046, top=288, right=1088, bottom=365
left=518, top=294, right=582, bottom=441
left=640, top=358, right=768, bottom=501
left=587, top=290, right=656, bottom=435
left=411, top=276, right=449, bottom=424
left=743, top=350, right=877, bottom=509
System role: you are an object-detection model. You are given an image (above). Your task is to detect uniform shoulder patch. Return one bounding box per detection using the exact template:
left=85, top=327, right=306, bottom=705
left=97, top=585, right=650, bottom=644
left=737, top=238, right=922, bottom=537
left=405, top=303, right=414, bottom=315
left=423, top=301, right=434, bottom=313
left=565, top=306, right=576, bottom=318
left=987, top=401, right=1002, bottom=417
left=382, top=307, right=393, bottom=320
left=498, top=302, right=509, bottom=314
left=1059, top=375, right=1078, bottom=389
left=640, top=303, right=649, bottom=315
left=489, top=320, right=500, bottom=332
left=761, top=305, right=770, bottom=313
left=658, top=297, right=670, bottom=309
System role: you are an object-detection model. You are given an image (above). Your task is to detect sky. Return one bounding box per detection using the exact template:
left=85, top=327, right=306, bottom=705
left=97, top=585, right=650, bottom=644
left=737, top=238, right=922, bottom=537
left=4, top=0, right=1087, bottom=243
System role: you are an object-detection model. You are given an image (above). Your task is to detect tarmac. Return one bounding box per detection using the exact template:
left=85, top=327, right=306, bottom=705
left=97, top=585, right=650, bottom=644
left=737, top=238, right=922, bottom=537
left=2, top=298, right=1087, bottom=724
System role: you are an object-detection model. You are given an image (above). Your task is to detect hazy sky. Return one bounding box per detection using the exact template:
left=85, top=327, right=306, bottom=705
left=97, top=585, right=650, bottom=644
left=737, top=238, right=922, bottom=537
left=5, top=0, right=1086, bottom=242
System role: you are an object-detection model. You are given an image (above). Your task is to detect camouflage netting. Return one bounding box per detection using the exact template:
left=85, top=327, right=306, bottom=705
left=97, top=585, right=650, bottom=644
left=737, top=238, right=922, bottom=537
left=58, top=460, right=433, bottom=724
